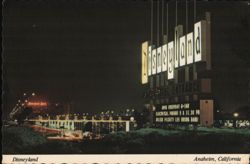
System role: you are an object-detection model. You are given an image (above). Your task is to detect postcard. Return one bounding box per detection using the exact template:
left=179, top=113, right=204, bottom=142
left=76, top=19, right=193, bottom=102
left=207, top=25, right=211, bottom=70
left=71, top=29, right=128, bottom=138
left=2, top=0, right=250, bottom=163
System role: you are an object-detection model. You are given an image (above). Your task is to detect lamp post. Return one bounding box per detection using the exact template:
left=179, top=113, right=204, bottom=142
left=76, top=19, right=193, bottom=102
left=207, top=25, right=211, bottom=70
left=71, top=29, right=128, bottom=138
left=233, top=112, right=239, bottom=128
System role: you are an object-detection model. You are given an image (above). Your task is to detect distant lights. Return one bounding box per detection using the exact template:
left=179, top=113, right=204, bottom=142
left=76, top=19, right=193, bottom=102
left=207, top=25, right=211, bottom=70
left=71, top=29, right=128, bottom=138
left=27, top=102, right=47, bottom=107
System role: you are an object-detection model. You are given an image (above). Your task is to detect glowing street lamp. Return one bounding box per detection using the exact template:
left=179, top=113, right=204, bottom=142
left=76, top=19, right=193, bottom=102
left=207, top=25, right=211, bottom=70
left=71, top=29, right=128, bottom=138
left=233, top=112, right=239, bottom=118
left=23, top=93, right=27, bottom=96
left=233, top=112, right=239, bottom=128
left=32, top=92, right=35, bottom=96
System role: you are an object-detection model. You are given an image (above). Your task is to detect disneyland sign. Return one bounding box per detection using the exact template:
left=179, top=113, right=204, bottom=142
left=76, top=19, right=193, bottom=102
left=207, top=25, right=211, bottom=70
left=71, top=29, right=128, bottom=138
left=141, top=20, right=208, bottom=84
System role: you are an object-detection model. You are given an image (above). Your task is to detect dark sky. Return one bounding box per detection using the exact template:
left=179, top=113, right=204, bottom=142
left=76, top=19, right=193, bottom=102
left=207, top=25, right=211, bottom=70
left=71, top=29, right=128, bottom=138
left=3, top=0, right=250, bottom=116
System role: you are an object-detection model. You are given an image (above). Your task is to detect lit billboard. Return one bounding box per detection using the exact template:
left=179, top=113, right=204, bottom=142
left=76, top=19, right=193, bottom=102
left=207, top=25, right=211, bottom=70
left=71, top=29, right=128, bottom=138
left=141, top=21, right=208, bottom=84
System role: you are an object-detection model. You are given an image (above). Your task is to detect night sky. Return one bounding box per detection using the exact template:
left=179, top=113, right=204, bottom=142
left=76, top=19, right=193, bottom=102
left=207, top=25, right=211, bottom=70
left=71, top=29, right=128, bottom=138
left=3, top=0, right=250, bottom=116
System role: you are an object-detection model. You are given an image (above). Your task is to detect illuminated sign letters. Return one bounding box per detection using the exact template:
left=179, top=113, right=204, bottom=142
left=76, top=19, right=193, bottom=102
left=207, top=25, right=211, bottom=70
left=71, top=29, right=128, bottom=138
left=168, top=41, right=174, bottom=79
left=174, top=25, right=183, bottom=68
left=162, top=44, right=168, bottom=72
left=141, top=20, right=207, bottom=84
left=152, top=49, right=157, bottom=75
left=194, top=21, right=206, bottom=62
left=179, top=35, right=186, bottom=66
left=27, top=102, right=48, bottom=107
left=186, top=32, right=194, bottom=64
left=141, top=41, right=148, bottom=84
left=148, top=46, right=152, bottom=76
left=157, top=47, right=162, bottom=73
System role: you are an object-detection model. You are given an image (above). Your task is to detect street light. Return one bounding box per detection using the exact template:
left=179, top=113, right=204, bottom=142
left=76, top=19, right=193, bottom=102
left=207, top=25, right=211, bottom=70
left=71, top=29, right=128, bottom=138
left=32, top=92, right=35, bottom=96
left=233, top=112, right=239, bottom=128
left=233, top=112, right=239, bottom=118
